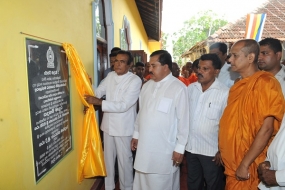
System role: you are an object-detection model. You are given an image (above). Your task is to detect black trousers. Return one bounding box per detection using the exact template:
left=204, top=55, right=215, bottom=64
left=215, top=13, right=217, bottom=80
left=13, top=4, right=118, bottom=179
left=186, top=152, right=225, bottom=190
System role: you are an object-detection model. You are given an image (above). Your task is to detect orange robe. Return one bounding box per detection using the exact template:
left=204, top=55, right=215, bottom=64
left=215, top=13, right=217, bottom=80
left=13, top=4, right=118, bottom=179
left=188, top=73, right=198, bottom=84
left=144, top=74, right=151, bottom=80
left=219, top=71, right=285, bottom=189
left=178, top=76, right=190, bottom=86
left=177, top=73, right=198, bottom=86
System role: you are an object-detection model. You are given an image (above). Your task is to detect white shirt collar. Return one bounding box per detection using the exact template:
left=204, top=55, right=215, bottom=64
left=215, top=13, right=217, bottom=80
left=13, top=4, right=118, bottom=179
left=193, top=78, right=223, bottom=92
left=114, top=71, right=131, bottom=83
left=275, top=64, right=285, bottom=77
left=156, top=72, right=172, bottom=83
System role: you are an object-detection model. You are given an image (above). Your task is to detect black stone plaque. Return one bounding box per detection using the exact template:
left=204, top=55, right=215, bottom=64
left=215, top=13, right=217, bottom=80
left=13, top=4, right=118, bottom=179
left=26, top=39, right=72, bottom=182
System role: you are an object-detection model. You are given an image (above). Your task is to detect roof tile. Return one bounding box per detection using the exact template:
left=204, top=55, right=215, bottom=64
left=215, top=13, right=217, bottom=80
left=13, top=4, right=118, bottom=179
left=209, top=0, right=285, bottom=43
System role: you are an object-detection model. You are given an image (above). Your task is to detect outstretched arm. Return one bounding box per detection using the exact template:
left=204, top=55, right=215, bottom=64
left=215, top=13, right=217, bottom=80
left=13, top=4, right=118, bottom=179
left=102, top=77, right=141, bottom=113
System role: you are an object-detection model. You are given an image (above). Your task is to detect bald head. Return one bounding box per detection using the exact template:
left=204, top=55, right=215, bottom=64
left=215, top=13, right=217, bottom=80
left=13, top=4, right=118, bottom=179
left=229, top=39, right=260, bottom=78
left=236, top=39, right=260, bottom=64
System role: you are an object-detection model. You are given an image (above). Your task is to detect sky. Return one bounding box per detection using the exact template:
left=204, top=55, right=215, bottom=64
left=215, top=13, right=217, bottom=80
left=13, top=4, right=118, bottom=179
left=162, top=0, right=269, bottom=34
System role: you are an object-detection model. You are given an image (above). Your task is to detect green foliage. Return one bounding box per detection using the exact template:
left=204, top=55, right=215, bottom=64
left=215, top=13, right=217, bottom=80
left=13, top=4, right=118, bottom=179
left=161, top=32, right=168, bottom=50
left=172, top=10, right=228, bottom=65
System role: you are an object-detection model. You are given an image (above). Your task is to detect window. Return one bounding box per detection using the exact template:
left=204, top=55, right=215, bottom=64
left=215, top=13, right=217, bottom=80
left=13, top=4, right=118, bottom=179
left=120, top=16, right=132, bottom=50
left=95, top=0, right=106, bottom=40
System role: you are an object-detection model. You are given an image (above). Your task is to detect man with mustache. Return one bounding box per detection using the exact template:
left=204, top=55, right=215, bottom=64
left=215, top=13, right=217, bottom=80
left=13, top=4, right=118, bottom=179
left=85, top=50, right=141, bottom=190
left=219, top=39, right=285, bottom=189
left=258, top=37, right=285, bottom=97
left=131, top=50, right=189, bottom=190
left=186, top=53, right=229, bottom=190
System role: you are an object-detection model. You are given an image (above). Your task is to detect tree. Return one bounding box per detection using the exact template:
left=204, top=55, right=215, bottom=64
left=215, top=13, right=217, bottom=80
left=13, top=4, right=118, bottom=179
left=161, top=31, right=169, bottom=50
left=172, top=10, right=228, bottom=65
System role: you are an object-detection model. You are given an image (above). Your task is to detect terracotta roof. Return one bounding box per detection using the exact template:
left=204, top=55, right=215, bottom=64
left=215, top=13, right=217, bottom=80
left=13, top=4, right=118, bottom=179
left=208, top=0, right=285, bottom=43
left=182, top=0, right=285, bottom=58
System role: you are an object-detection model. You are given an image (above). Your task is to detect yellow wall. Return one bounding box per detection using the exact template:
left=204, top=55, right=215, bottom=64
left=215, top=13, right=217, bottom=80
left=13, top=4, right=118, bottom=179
left=112, top=0, right=153, bottom=56
left=148, top=40, right=162, bottom=54
left=0, top=0, right=96, bottom=189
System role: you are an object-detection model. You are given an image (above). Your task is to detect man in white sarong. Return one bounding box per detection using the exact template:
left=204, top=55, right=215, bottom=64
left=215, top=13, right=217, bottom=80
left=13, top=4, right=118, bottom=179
left=131, top=50, right=189, bottom=190
left=85, top=50, right=141, bottom=190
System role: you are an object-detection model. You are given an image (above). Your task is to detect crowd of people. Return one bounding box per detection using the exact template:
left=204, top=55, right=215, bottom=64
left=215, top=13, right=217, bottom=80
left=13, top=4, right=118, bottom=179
left=84, top=38, right=285, bottom=190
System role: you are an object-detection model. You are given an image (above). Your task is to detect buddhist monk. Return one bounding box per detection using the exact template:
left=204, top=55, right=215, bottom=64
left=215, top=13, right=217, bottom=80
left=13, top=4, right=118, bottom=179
left=172, top=62, right=190, bottom=86
left=188, top=59, right=199, bottom=84
left=219, top=39, right=285, bottom=189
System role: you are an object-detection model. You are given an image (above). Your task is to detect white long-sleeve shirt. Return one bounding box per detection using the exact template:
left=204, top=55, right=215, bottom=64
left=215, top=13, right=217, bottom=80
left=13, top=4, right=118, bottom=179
left=186, top=79, right=229, bottom=157
left=133, top=73, right=189, bottom=174
left=275, top=64, right=285, bottom=98
left=217, top=63, right=239, bottom=88
left=95, top=71, right=141, bottom=136
left=258, top=114, right=285, bottom=189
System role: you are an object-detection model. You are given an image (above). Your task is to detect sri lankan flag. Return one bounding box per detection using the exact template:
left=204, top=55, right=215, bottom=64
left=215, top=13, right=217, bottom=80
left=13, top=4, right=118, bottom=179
left=245, top=13, right=267, bottom=42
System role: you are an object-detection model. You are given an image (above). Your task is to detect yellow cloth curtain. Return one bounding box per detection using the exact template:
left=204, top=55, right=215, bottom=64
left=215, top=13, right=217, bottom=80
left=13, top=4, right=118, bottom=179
left=62, top=43, right=106, bottom=183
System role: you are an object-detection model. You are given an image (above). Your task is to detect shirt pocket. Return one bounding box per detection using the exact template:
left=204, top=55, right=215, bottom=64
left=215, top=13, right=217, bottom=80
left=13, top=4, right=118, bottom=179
left=157, top=97, right=173, bottom=114
left=206, top=104, right=222, bottom=120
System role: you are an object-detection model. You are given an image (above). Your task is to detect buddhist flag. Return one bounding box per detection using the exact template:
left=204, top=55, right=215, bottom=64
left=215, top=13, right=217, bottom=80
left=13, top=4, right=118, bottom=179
left=245, top=13, right=266, bottom=41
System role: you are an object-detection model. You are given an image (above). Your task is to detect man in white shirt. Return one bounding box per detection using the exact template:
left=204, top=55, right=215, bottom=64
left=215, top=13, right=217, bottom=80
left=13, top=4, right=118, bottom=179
left=210, top=42, right=239, bottom=87
left=131, top=50, right=189, bottom=190
left=85, top=50, right=141, bottom=190
left=258, top=114, right=285, bottom=189
left=258, top=37, right=285, bottom=97
left=186, top=53, right=229, bottom=190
